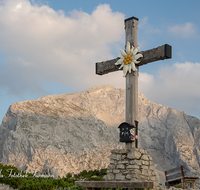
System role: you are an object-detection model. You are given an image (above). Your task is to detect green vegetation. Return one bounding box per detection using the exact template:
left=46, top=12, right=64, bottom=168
left=0, top=163, right=107, bottom=190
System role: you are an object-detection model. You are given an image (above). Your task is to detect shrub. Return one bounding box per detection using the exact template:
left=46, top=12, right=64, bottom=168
left=93, top=169, right=99, bottom=176
left=66, top=173, right=72, bottom=178
left=88, top=177, right=105, bottom=181
left=80, top=170, right=87, bottom=177
left=0, top=164, right=107, bottom=190
left=100, top=168, right=107, bottom=175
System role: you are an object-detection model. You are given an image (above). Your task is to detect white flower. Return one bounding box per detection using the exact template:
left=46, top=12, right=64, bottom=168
left=115, top=42, right=143, bottom=77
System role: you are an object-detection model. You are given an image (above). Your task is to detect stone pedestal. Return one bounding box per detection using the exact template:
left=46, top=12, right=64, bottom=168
left=107, top=148, right=159, bottom=189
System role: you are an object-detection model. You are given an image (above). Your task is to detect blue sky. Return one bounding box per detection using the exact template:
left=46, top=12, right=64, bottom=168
left=0, top=0, right=200, bottom=123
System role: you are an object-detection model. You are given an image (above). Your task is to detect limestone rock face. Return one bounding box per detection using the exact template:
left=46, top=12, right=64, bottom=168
left=0, top=85, right=125, bottom=177
left=0, top=85, right=200, bottom=184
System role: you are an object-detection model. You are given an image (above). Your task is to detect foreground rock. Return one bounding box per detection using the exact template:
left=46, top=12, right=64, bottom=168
left=0, top=85, right=200, bottom=187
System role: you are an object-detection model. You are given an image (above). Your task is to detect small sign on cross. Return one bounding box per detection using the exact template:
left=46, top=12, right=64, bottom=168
left=95, top=16, right=172, bottom=149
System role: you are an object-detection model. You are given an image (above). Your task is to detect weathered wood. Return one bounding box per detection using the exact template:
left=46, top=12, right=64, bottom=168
left=166, top=172, right=185, bottom=181
left=165, top=165, right=198, bottom=189
left=138, top=44, right=171, bottom=66
left=166, top=177, right=199, bottom=189
left=180, top=165, right=184, bottom=178
left=165, top=166, right=183, bottom=175
left=126, top=68, right=139, bottom=123
left=165, top=178, right=181, bottom=188
left=95, top=16, right=172, bottom=149
left=96, top=57, right=120, bottom=75
left=96, top=44, right=172, bottom=76
left=125, top=67, right=139, bottom=149
left=184, top=177, right=199, bottom=189
left=165, top=165, right=186, bottom=182
left=124, top=16, right=138, bottom=149
left=75, top=181, right=153, bottom=189
left=125, top=16, right=138, bottom=50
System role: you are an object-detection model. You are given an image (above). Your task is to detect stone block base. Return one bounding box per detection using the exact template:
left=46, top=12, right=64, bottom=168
left=107, top=147, right=159, bottom=189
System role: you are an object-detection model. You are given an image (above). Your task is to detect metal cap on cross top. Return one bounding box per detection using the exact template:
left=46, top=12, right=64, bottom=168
left=124, top=16, right=139, bottom=22
left=95, top=16, right=172, bottom=149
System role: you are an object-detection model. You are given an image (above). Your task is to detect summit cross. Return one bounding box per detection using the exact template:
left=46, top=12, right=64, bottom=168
left=95, top=16, right=172, bottom=149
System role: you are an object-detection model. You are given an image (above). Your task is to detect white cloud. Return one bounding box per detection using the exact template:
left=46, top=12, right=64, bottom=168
left=139, top=17, right=148, bottom=29
left=168, top=23, right=197, bottom=38
left=139, top=72, right=155, bottom=93
left=139, top=62, right=200, bottom=118
left=138, top=17, right=161, bottom=34
left=0, top=0, right=125, bottom=96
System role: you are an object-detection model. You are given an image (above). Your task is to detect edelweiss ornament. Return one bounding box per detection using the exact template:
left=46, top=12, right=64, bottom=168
left=115, top=42, right=143, bottom=77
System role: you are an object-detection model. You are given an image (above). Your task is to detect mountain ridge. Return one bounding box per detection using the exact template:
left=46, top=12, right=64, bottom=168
left=0, top=84, right=200, bottom=186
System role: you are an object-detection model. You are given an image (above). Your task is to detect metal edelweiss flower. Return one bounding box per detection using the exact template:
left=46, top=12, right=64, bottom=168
left=115, top=42, right=143, bottom=77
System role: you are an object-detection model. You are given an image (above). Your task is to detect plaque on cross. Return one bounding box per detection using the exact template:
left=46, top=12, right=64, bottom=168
left=95, top=16, right=172, bottom=149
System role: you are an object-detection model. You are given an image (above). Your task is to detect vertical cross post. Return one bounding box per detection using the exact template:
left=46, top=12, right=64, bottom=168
left=95, top=16, right=172, bottom=149
left=125, top=17, right=139, bottom=149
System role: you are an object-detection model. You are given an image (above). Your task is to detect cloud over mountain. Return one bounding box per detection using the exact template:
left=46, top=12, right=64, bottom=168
left=0, top=0, right=125, bottom=96
left=139, top=62, right=200, bottom=117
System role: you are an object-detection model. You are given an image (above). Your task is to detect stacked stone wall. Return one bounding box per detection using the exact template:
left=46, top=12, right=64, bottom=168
left=107, top=148, right=159, bottom=189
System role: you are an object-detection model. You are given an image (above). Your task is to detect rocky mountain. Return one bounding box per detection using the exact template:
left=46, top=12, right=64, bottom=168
left=0, top=85, right=200, bottom=185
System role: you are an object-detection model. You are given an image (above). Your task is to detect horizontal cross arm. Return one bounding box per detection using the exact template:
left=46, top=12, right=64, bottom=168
left=96, top=57, right=120, bottom=76
left=138, top=44, right=172, bottom=66
left=96, top=44, right=172, bottom=75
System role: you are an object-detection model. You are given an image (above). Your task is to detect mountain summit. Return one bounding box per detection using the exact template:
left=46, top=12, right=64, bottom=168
left=0, top=85, right=200, bottom=184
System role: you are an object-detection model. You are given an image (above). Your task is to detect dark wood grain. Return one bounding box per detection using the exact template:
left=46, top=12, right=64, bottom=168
left=165, top=166, right=182, bottom=176
left=166, top=172, right=183, bottom=181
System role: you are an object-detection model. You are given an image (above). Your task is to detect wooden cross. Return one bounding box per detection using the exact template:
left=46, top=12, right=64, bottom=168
left=95, top=16, right=172, bottom=149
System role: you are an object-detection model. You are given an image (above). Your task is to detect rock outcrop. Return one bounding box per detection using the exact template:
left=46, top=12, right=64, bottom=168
left=0, top=84, right=200, bottom=186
